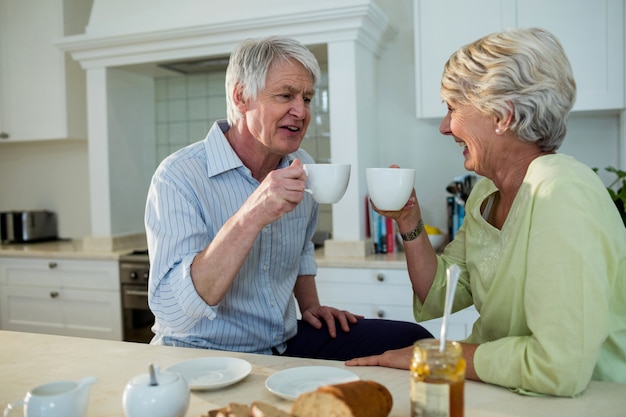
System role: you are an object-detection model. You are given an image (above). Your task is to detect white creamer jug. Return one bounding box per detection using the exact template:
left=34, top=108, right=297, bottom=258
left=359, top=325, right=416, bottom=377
left=123, top=364, right=189, bottom=417
left=3, top=376, right=97, bottom=417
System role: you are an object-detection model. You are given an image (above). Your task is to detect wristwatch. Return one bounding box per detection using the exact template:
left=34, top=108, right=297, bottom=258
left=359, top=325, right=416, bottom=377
left=400, top=219, right=424, bottom=241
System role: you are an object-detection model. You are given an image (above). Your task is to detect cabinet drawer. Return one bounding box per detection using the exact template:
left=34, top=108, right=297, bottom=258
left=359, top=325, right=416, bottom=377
left=316, top=267, right=413, bottom=306
left=0, top=284, right=122, bottom=340
left=316, top=267, right=414, bottom=321
left=317, top=267, right=409, bottom=285
left=315, top=266, right=480, bottom=340
left=0, top=258, right=118, bottom=290
left=316, top=281, right=413, bottom=306
left=318, top=301, right=415, bottom=322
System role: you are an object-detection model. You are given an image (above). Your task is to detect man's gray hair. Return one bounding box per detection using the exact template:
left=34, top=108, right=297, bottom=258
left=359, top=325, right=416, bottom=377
left=225, top=36, right=321, bottom=125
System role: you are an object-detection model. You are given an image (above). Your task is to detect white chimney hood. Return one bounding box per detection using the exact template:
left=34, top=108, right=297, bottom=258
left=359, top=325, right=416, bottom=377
left=59, top=0, right=393, bottom=70
left=57, top=0, right=394, bottom=256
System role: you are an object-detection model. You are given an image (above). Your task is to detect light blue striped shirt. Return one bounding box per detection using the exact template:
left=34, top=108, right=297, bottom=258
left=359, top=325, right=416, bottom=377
left=145, top=120, right=318, bottom=354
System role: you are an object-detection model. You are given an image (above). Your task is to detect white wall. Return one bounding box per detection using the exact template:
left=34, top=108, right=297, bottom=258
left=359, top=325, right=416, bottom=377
left=107, top=68, right=156, bottom=236
left=0, top=140, right=91, bottom=239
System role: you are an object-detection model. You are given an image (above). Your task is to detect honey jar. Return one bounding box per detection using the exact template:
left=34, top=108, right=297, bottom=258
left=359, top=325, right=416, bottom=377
left=410, top=338, right=466, bottom=417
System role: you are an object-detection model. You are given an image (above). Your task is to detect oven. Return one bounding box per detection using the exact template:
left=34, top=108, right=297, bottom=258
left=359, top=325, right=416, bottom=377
left=119, top=250, right=155, bottom=343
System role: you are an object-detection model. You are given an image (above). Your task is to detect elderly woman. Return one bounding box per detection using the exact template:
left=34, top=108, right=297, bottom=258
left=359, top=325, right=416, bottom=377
left=347, top=27, right=626, bottom=397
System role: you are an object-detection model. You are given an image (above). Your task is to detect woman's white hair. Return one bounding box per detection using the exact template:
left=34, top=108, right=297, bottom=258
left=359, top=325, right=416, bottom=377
left=441, top=27, right=576, bottom=152
left=225, top=36, right=321, bottom=125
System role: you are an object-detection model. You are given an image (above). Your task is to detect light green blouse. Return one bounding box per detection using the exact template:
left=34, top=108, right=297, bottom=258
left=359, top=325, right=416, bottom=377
left=414, top=154, right=626, bottom=397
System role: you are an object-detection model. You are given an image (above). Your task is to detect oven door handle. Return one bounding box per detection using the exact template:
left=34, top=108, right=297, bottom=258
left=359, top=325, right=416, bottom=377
left=125, top=289, right=149, bottom=297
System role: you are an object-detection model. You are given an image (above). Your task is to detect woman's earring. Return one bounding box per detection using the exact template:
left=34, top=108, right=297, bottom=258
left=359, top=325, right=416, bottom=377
left=495, top=128, right=502, bottom=134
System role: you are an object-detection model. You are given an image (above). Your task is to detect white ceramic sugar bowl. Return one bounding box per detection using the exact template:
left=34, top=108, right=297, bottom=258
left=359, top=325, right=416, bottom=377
left=123, top=364, right=189, bottom=417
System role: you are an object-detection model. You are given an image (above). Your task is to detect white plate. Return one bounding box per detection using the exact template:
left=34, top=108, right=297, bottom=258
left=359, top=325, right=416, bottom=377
left=265, top=366, right=359, bottom=401
left=166, top=357, right=252, bottom=390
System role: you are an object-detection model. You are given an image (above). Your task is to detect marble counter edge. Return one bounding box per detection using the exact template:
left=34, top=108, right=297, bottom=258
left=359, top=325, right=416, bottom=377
left=314, top=249, right=407, bottom=269
left=0, top=242, right=408, bottom=268
left=0, top=240, right=131, bottom=260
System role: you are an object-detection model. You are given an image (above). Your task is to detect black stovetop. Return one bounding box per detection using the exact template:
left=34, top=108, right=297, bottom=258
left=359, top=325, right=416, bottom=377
left=119, top=249, right=149, bottom=263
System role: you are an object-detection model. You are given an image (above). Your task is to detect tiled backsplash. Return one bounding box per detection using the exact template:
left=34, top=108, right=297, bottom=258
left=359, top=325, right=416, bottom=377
left=155, top=71, right=228, bottom=162
left=154, top=65, right=333, bottom=234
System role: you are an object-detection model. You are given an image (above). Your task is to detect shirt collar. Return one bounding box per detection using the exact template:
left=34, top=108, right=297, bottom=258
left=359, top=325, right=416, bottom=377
left=205, top=119, right=298, bottom=177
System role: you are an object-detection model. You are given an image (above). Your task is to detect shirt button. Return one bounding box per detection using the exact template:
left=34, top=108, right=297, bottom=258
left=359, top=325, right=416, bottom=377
left=263, top=265, right=268, bottom=271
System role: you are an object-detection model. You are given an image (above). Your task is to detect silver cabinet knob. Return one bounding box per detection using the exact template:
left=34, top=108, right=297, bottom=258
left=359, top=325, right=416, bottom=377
left=48, top=262, right=58, bottom=269
left=376, top=273, right=385, bottom=282
left=50, top=291, right=60, bottom=298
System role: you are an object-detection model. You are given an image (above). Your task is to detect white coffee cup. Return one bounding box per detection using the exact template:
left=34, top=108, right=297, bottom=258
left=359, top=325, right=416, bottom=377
left=366, top=167, right=416, bottom=211
left=303, top=163, right=351, bottom=204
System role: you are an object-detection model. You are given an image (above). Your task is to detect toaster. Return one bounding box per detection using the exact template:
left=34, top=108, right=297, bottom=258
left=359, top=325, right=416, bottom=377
left=0, top=210, right=58, bottom=243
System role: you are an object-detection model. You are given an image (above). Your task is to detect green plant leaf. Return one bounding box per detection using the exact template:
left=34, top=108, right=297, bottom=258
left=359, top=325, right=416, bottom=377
left=606, top=166, right=626, bottom=179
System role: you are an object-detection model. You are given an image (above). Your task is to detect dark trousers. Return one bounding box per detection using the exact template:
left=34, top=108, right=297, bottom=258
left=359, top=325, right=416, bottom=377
left=282, top=318, right=433, bottom=361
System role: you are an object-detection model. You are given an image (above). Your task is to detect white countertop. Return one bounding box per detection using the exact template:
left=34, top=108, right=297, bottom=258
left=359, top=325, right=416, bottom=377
left=0, top=239, right=408, bottom=268
left=1, top=331, right=624, bottom=417
left=314, top=249, right=407, bottom=269
left=0, top=239, right=129, bottom=260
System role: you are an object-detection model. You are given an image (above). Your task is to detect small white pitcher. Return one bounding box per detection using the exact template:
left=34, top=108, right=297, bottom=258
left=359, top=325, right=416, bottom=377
left=3, top=376, right=97, bottom=417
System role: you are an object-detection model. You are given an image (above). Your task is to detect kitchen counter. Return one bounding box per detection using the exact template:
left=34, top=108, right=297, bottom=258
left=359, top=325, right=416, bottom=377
left=0, top=238, right=409, bottom=268
left=314, top=248, right=407, bottom=269
left=1, top=331, right=624, bottom=417
left=0, top=239, right=137, bottom=260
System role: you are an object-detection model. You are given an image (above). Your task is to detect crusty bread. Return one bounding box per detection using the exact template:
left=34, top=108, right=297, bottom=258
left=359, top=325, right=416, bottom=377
left=207, top=407, right=228, bottom=417
left=208, top=403, right=252, bottom=417
left=250, top=402, right=292, bottom=417
left=291, top=380, right=393, bottom=417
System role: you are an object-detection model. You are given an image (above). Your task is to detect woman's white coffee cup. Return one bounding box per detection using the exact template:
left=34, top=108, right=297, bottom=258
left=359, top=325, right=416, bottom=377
left=303, top=163, right=351, bottom=204
left=366, top=168, right=416, bottom=211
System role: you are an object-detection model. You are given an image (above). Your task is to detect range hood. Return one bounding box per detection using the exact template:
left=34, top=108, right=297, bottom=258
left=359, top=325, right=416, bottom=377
left=158, top=56, right=230, bottom=74
left=60, top=0, right=391, bottom=72
left=57, top=0, right=395, bottom=256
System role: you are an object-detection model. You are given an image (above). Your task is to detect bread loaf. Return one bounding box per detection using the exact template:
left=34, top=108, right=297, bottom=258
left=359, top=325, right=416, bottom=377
left=208, top=402, right=292, bottom=417
left=291, top=380, right=392, bottom=417
left=208, top=403, right=251, bottom=417
left=250, top=402, right=292, bottom=417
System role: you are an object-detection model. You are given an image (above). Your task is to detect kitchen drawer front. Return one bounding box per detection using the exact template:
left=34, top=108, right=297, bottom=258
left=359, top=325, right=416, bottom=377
left=316, top=267, right=410, bottom=286
left=0, top=258, right=119, bottom=290
left=316, top=281, right=413, bottom=307
left=316, top=267, right=414, bottom=322
left=0, top=285, right=122, bottom=340
left=315, top=300, right=415, bottom=323
left=316, top=266, right=479, bottom=339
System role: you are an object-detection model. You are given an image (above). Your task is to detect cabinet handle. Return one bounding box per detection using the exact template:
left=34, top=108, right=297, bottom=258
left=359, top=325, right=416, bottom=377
left=50, top=291, right=60, bottom=298
left=376, top=309, right=386, bottom=318
left=0, top=132, right=8, bottom=139
left=376, top=273, right=385, bottom=282
left=48, top=262, right=58, bottom=269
